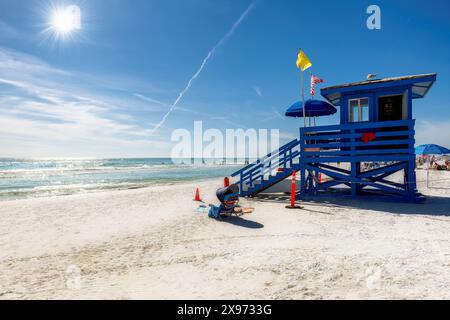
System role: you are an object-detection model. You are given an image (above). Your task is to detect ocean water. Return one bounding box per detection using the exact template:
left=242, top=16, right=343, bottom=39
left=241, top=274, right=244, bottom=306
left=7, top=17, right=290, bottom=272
left=0, top=158, right=244, bottom=201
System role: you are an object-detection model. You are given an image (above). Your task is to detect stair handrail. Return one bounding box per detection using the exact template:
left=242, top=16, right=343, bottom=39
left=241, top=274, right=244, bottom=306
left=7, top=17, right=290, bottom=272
left=231, top=139, right=299, bottom=178
left=231, top=139, right=300, bottom=195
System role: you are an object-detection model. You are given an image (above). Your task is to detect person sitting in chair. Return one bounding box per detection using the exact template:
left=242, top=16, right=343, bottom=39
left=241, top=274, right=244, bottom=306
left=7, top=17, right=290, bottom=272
left=208, top=184, right=254, bottom=219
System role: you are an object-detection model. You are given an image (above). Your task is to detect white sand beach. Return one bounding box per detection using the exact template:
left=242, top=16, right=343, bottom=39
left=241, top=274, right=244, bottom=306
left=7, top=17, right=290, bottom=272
left=0, top=171, right=449, bottom=300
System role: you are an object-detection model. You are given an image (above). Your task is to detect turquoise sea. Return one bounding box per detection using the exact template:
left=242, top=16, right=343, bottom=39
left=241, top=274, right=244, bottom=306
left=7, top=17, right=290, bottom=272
left=0, top=158, right=243, bottom=201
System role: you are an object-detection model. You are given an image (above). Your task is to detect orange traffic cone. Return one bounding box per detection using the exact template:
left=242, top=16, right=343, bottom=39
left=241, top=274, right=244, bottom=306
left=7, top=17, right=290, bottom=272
left=286, top=170, right=302, bottom=209
left=224, top=177, right=230, bottom=187
left=194, top=188, right=202, bottom=202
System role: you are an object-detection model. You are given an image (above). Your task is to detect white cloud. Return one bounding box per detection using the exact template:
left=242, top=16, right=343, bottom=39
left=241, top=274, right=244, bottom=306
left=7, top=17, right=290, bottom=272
left=0, top=47, right=68, bottom=80
left=0, top=47, right=174, bottom=158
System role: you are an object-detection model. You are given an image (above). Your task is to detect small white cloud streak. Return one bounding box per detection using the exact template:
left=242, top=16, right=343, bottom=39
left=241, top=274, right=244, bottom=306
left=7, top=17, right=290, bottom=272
left=0, top=47, right=69, bottom=78
left=133, top=93, right=168, bottom=106
left=134, top=94, right=214, bottom=120
left=149, top=0, right=257, bottom=134
left=257, top=108, right=285, bottom=122
left=0, top=19, right=26, bottom=40
left=253, top=86, right=262, bottom=97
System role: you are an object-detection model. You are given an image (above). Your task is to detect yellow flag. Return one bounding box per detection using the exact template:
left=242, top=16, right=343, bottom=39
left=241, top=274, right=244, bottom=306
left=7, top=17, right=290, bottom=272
left=296, top=50, right=312, bottom=72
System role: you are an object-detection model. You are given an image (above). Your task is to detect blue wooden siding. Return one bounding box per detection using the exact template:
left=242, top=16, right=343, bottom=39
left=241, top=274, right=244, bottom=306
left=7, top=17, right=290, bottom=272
left=340, top=85, right=413, bottom=124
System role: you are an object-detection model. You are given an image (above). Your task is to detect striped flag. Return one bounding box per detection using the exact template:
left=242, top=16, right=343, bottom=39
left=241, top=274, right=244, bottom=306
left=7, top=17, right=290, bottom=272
left=310, top=75, right=324, bottom=97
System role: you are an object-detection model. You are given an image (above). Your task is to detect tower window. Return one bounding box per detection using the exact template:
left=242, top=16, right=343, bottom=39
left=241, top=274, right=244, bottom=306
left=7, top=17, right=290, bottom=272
left=348, top=98, right=369, bottom=122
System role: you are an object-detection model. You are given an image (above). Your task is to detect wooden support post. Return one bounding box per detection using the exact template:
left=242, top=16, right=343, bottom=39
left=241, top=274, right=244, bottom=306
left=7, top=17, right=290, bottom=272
left=290, top=148, right=293, bottom=168
left=408, top=157, right=417, bottom=193
left=350, top=128, right=357, bottom=196
left=239, top=175, right=243, bottom=196
left=300, top=165, right=306, bottom=197
left=355, top=161, right=361, bottom=194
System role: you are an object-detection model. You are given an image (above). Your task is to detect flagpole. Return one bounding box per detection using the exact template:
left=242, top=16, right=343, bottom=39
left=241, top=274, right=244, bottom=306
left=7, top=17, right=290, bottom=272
left=301, top=70, right=306, bottom=127
left=309, top=71, right=313, bottom=127
left=297, top=49, right=311, bottom=128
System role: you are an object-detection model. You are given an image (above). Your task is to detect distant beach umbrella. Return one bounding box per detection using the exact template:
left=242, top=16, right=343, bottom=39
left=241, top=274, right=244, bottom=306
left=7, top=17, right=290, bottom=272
left=416, top=144, right=450, bottom=188
left=285, top=99, right=337, bottom=118
left=415, top=144, right=450, bottom=155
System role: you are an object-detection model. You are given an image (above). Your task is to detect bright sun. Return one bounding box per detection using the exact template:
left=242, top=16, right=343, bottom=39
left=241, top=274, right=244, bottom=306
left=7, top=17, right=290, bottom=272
left=49, top=5, right=81, bottom=39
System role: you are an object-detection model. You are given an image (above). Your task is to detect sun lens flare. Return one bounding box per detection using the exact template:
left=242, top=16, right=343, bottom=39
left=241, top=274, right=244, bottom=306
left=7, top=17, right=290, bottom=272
left=47, top=5, right=81, bottom=40
left=51, top=9, right=75, bottom=35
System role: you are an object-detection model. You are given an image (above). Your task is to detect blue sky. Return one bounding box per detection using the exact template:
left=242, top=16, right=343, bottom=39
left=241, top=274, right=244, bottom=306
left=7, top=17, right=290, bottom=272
left=0, top=0, right=449, bottom=158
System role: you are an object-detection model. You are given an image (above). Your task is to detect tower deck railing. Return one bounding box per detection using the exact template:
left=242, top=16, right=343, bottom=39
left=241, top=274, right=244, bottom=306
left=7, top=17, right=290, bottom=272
left=299, top=119, right=419, bottom=201
left=300, top=119, right=415, bottom=163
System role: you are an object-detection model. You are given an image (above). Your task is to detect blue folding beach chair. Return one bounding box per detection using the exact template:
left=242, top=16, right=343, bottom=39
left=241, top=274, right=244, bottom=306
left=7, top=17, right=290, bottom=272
left=208, top=184, right=240, bottom=219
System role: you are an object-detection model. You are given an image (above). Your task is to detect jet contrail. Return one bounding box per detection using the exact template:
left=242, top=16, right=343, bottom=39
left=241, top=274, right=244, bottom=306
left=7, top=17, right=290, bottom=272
left=150, top=0, right=257, bottom=134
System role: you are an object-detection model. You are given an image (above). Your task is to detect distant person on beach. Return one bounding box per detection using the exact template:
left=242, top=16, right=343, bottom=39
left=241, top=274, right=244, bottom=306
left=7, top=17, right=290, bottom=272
left=430, top=155, right=436, bottom=168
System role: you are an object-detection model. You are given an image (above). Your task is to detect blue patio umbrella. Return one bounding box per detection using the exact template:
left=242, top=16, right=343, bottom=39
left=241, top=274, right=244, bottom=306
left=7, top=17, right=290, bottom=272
left=415, top=144, right=450, bottom=155
left=416, top=144, right=450, bottom=188
left=285, top=99, right=337, bottom=118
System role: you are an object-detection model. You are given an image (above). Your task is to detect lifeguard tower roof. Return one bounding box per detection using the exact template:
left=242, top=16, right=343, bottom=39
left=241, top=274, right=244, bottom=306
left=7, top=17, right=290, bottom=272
left=321, top=73, right=437, bottom=106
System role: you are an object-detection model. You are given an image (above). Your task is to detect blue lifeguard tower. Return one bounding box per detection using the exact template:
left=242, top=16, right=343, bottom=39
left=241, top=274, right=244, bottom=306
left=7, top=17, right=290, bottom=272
left=231, top=73, right=437, bottom=202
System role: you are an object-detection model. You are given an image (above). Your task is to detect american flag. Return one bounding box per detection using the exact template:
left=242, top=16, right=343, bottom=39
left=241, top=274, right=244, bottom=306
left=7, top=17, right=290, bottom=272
left=310, top=75, right=324, bottom=97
